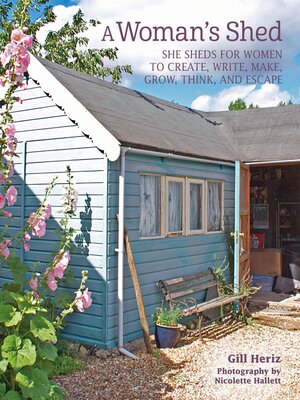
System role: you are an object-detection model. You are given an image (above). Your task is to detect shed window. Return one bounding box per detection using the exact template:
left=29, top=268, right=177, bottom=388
left=167, top=178, right=184, bottom=234
left=188, top=180, right=204, bottom=233
left=207, top=182, right=223, bottom=232
left=139, top=175, right=161, bottom=237
left=139, top=174, right=223, bottom=238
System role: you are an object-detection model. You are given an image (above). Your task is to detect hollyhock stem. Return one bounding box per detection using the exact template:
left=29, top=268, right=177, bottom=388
left=54, top=270, right=90, bottom=331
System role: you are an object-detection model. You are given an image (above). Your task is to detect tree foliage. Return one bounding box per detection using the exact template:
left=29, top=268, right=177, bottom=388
left=228, top=98, right=258, bottom=110
left=229, top=97, right=294, bottom=110
left=0, top=0, right=132, bottom=83
left=278, top=99, right=293, bottom=106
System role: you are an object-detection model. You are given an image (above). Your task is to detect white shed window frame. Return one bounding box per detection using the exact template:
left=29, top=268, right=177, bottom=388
left=206, top=180, right=224, bottom=233
left=165, top=176, right=186, bottom=237
left=139, top=174, right=224, bottom=239
left=139, top=173, right=164, bottom=240
left=186, top=178, right=205, bottom=235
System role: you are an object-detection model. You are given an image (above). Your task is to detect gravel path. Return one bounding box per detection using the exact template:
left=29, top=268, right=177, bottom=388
left=56, top=321, right=300, bottom=400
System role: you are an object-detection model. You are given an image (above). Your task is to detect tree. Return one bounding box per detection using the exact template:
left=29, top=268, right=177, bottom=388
left=228, top=98, right=247, bottom=110
left=0, top=0, right=132, bottom=84
left=228, top=98, right=259, bottom=110
left=229, top=98, right=294, bottom=110
left=278, top=99, right=293, bottom=106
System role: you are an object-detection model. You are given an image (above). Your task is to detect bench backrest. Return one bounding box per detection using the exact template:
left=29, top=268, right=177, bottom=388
left=157, top=269, right=218, bottom=303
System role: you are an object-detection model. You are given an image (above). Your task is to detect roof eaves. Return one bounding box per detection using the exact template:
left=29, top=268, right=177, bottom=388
left=27, top=55, right=121, bottom=162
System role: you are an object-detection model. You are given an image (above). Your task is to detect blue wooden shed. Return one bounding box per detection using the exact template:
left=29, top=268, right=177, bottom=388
left=3, top=56, right=300, bottom=350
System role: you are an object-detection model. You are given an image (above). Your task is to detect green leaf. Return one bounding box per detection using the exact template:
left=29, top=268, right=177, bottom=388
left=9, top=292, right=37, bottom=314
left=49, top=383, right=65, bottom=400
left=0, top=304, right=16, bottom=323
left=30, top=316, right=57, bottom=343
left=4, top=390, right=22, bottom=400
left=0, top=304, right=21, bottom=327
left=0, top=358, right=9, bottom=373
left=37, top=359, right=53, bottom=377
left=16, top=368, right=51, bottom=400
left=5, top=254, right=29, bottom=286
left=37, top=342, right=57, bottom=361
left=8, top=292, right=26, bottom=308
left=24, top=307, right=37, bottom=315
left=0, top=383, right=6, bottom=396
left=2, top=283, right=21, bottom=293
left=5, top=311, right=22, bottom=327
left=2, top=335, right=36, bottom=369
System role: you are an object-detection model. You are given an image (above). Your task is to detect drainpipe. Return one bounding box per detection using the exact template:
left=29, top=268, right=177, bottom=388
left=234, top=161, right=240, bottom=296
left=116, top=148, right=138, bottom=359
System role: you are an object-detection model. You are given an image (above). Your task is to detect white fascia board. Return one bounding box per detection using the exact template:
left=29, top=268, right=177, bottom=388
left=28, top=55, right=121, bottom=162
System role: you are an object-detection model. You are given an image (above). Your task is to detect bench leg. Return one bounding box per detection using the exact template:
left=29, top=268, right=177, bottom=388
left=198, top=314, right=204, bottom=343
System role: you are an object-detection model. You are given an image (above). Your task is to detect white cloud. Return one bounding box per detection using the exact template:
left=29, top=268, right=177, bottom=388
left=191, top=83, right=291, bottom=111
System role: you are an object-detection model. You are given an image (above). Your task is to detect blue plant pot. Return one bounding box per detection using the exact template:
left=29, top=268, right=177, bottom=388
left=154, top=324, right=181, bottom=348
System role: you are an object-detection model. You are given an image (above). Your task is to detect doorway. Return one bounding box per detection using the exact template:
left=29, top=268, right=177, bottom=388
left=250, top=164, right=300, bottom=281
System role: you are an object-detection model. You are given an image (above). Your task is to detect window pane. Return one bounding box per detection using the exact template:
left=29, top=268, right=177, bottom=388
left=190, top=183, right=203, bottom=231
left=139, top=176, right=161, bottom=237
left=207, top=182, right=222, bottom=231
left=168, top=181, right=183, bottom=232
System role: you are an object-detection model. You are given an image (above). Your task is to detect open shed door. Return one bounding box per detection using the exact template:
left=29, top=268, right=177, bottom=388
left=233, top=161, right=250, bottom=290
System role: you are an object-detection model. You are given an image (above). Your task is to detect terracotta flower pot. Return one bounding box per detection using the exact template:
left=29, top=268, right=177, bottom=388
left=154, top=323, right=182, bottom=348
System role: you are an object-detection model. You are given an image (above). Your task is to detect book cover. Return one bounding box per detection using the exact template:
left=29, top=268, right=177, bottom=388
left=31, top=0, right=300, bottom=398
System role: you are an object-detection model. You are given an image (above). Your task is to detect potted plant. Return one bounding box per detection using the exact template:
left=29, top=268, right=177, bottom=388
left=152, top=304, right=182, bottom=348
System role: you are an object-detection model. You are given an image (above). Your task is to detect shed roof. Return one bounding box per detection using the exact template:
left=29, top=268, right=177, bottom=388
left=29, top=56, right=300, bottom=164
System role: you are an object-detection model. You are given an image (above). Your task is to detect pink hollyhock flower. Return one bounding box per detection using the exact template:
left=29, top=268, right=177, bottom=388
left=53, top=262, right=67, bottom=279
left=52, top=251, right=70, bottom=279
left=33, top=292, right=39, bottom=299
left=8, top=162, right=14, bottom=178
left=75, top=288, right=92, bottom=313
left=2, top=210, right=12, bottom=218
left=5, top=185, right=17, bottom=206
left=10, top=29, right=32, bottom=47
left=22, top=35, right=33, bottom=48
left=32, top=219, right=46, bottom=238
left=0, top=173, right=5, bottom=183
left=60, top=250, right=70, bottom=266
left=0, top=240, right=10, bottom=259
left=10, top=29, right=26, bottom=44
left=0, top=194, right=5, bottom=209
left=23, top=231, right=31, bottom=252
left=29, top=277, right=38, bottom=290
left=42, top=203, right=51, bottom=220
left=27, top=212, right=36, bottom=225
left=24, top=242, right=30, bottom=252
left=28, top=212, right=46, bottom=238
left=13, top=45, right=30, bottom=74
left=4, top=123, right=16, bottom=137
left=1, top=43, right=16, bottom=67
left=47, top=271, right=57, bottom=291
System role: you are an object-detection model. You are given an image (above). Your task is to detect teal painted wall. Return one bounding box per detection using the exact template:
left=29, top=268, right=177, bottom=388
left=0, top=80, right=108, bottom=348
left=106, top=153, right=235, bottom=348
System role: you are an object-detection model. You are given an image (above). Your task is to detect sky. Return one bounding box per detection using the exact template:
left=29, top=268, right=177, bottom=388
left=36, top=0, right=300, bottom=111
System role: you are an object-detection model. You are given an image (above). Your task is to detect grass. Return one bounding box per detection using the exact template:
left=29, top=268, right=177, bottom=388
left=52, top=353, right=85, bottom=376
left=50, top=340, right=86, bottom=377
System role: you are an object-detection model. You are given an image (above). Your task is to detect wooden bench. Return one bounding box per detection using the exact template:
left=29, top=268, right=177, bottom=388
left=157, top=268, right=247, bottom=341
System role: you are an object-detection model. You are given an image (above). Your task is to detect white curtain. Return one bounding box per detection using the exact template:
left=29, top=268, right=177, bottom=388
left=139, top=176, right=161, bottom=237
left=190, top=183, right=203, bottom=230
left=168, top=181, right=183, bottom=232
left=207, top=182, right=222, bottom=231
